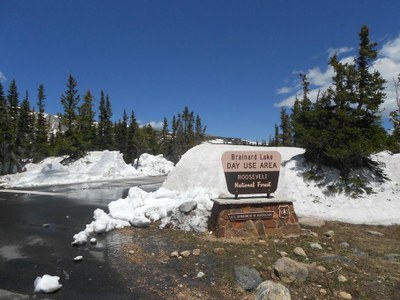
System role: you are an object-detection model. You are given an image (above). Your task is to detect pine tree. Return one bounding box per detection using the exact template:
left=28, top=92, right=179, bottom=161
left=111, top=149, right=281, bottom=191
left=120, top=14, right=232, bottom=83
left=33, top=84, right=49, bottom=162
left=389, top=74, right=400, bottom=149
left=16, top=91, right=35, bottom=158
left=7, top=80, right=19, bottom=137
left=115, top=110, right=129, bottom=156
left=279, top=107, right=292, bottom=146
left=273, top=124, right=279, bottom=146
left=78, top=90, right=96, bottom=151
left=125, top=111, right=139, bottom=164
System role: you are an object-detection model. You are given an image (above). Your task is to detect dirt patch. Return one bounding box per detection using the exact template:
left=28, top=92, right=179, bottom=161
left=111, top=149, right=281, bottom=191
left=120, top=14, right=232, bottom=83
left=108, top=222, right=400, bottom=299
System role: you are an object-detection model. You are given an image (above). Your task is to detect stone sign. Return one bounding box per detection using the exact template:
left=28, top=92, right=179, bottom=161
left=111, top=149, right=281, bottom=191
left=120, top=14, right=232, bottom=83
left=228, top=211, right=274, bottom=221
left=221, top=151, right=281, bottom=198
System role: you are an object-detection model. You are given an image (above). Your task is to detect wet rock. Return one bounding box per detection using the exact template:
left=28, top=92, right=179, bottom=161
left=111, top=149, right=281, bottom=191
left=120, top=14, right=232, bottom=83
left=43, top=224, right=50, bottom=228
left=192, top=249, right=201, bottom=256
left=213, top=247, right=225, bottom=255
left=179, top=250, right=190, bottom=258
left=255, top=280, right=291, bottom=300
left=366, top=230, right=384, bottom=237
left=339, top=291, right=352, bottom=299
left=324, top=230, right=335, bottom=238
left=90, top=238, right=97, bottom=244
left=309, top=242, right=323, bottom=250
left=234, top=266, right=262, bottom=291
left=272, top=257, right=309, bottom=284
left=299, top=217, right=326, bottom=227
left=179, top=201, right=197, bottom=213
left=293, top=247, right=307, bottom=257
left=337, top=275, right=348, bottom=282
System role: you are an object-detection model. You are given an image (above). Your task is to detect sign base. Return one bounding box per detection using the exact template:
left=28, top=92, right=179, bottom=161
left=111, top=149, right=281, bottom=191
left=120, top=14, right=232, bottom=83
left=209, top=198, right=301, bottom=238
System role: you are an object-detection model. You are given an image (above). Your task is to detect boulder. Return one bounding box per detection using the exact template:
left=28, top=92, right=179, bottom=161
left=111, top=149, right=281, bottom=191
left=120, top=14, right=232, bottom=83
left=293, top=247, right=307, bottom=257
left=255, top=280, right=291, bottom=300
left=234, top=266, right=262, bottom=291
left=178, top=201, right=198, bottom=213
left=272, top=257, right=309, bottom=284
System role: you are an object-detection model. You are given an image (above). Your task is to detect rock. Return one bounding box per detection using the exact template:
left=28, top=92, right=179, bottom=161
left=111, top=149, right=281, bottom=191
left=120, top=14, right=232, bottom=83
left=322, top=255, right=354, bottom=266
left=293, top=247, right=307, bottom=257
left=309, top=231, right=318, bottom=237
left=299, top=217, right=326, bottom=227
left=73, top=256, right=83, bottom=262
left=258, top=239, right=267, bottom=244
left=192, top=249, right=201, bottom=256
left=385, top=253, right=400, bottom=261
left=255, top=280, right=291, bottom=300
left=213, top=247, right=225, bottom=255
left=309, top=242, right=323, bottom=250
left=234, top=266, right=262, bottom=291
left=366, top=230, right=384, bottom=237
left=320, top=288, right=327, bottom=296
left=353, top=248, right=368, bottom=257
left=339, top=291, right=352, bottom=299
left=272, top=257, right=309, bottom=284
left=179, top=201, right=197, bottom=213
left=0, top=289, right=29, bottom=299
left=317, top=266, right=327, bottom=273
left=196, top=271, right=205, bottom=278
left=43, top=224, right=50, bottom=228
left=128, top=250, right=135, bottom=254
left=179, top=250, right=190, bottom=258
left=339, top=241, right=350, bottom=249
left=170, top=251, right=179, bottom=258
left=90, top=238, right=97, bottom=244
left=324, top=230, right=335, bottom=238
left=337, top=275, right=348, bottom=282
left=279, top=251, right=288, bottom=257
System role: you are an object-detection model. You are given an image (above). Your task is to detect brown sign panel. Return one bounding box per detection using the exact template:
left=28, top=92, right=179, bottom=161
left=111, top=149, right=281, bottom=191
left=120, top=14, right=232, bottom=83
left=228, top=211, right=274, bottom=221
left=221, top=151, right=281, bottom=198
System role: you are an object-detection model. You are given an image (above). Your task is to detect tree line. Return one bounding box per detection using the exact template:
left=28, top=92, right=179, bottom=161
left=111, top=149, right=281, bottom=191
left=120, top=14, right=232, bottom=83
left=0, top=74, right=206, bottom=175
left=273, top=26, right=400, bottom=178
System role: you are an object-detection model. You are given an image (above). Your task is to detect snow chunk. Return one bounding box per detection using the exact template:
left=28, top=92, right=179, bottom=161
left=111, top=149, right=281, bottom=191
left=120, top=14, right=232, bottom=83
left=135, top=153, right=174, bottom=176
left=34, top=274, right=62, bottom=293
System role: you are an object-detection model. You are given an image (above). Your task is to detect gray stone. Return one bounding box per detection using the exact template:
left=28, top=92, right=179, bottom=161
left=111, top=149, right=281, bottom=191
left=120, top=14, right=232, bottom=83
left=309, top=242, right=323, bottom=250
left=293, top=247, right=307, bottom=257
left=385, top=253, right=400, bottom=261
left=255, top=280, right=291, bottom=300
left=322, top=255, right=354, bottom=266
left=234, top=266, right=262, bottom=291
left=298, top=217, right=326, bottom=227
left=179, top=201, right=198, bottom=213
left=192, top=249, right=201, bottom=256
left=339, top=291, right=352, bottom=299
left=337, top=275, right=348, bottom=282
left=272, top=257, right=309, bottom=284
left=179, top=250, right=190, bottom=258
left=366, top=230, right=384, bottom=237
left=339, top=241, right=350, bottom=249
left=353, top=248, right=368, bottom=257
left=324, top=230, right=335, bottom=238
left=170, top=251, right=179, bottom=258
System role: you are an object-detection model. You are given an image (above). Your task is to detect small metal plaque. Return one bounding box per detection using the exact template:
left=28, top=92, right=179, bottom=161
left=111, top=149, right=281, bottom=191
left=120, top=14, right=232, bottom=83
left=228, top=211, right=274, bottom=221
left=278, top=205, right=290, bottom=219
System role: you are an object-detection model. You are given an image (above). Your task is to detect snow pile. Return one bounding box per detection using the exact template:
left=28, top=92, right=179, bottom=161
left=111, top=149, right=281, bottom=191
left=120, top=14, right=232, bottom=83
left=72, top=143, right=400, bottom=242
left=0, top=151, right=173, bottom=187
left=135, top=153, right=175, bottom=176
left=34, top=274, right=62, bottom=293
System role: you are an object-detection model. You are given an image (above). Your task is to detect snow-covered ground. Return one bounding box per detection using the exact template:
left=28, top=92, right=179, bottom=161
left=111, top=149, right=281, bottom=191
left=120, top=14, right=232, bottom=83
left=70, top=144, right=399, bottom=245
left=1, top=145, right=398, bottom=245
left=0, top=151, right=174, bottom=188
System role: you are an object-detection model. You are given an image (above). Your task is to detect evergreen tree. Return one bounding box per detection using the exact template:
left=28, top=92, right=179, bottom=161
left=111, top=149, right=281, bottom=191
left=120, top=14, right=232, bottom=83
left=389, top=74, right=400, bottom=151
left=126, top=111, right=139, bottom=164
left=7, top=80, right=19, bottom=137
left=33, top=84, right=49, bottom=162
left=16, top=91, right=35, bottom=158
left=78, top=90, right=96, bottom=151
left=293, top=26, right=388, bottom=176
left=290, top=97, right=302, bottom=146
left=273, top=124, right=279, bottom=146
left=279, top=107, right=292, bottom=146
left=97, top=91, right=115, bottom=150
left=115, top=110, right=129, bottom=156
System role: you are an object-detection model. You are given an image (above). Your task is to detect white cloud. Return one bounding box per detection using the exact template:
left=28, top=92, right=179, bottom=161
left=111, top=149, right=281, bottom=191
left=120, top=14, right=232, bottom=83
left=275, top=35, right=400, bottom=117
left=140, top=121, right=164, bottom=130
left=327, top=46, right=354, bottom=57
left=276, top=87, right=292, bottom=94
left=0, top=71, right=6, bottom=83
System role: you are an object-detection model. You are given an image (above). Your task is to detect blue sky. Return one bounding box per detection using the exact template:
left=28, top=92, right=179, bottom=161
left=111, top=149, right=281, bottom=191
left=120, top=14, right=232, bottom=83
left=1, top=1, right=400, bottom=141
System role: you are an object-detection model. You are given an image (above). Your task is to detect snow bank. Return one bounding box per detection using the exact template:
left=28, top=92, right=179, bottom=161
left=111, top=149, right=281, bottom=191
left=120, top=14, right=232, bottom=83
left=73, top=144, right=400, bottom=242
left=135, top=153, right=175, bottom=176
left=0, top=151, right=173, bottom=188
left=34, top=274, right=62, bottom=293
